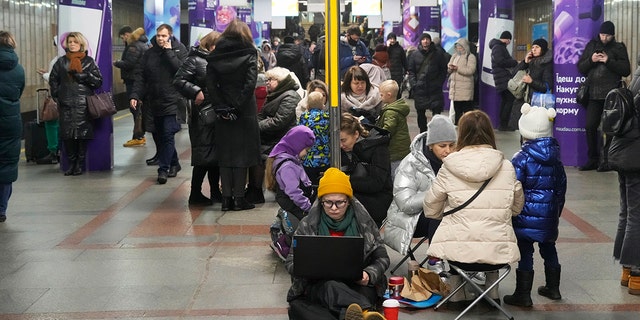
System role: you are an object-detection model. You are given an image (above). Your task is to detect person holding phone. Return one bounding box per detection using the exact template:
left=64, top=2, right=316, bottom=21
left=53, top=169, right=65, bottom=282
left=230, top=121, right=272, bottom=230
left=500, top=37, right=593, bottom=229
left=129, top=24, right=188, bottom=184
left=513, top=38, right=553, bottom=104
left=338, top=25, right=371, bottom=80
left=577, top=21, right=630, bottom=171
left=447, top=37, right=477, bottom=125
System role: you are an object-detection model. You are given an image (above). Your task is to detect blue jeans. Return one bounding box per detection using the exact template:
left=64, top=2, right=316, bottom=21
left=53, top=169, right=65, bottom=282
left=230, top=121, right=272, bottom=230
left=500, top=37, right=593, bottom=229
left=517, top=240, right=560, bottom=271
left=154, top=115, right=180, bottom=174
left=0, top=183, right=12, bottom=214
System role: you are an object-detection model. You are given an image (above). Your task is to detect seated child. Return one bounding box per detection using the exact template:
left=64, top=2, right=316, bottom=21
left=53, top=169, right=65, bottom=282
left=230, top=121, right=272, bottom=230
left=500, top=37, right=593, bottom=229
left=298, top=91, right=330, bottom=188
left=266, top=126, right=316, bottom=261
left=376, top=79, right=411, bottom=180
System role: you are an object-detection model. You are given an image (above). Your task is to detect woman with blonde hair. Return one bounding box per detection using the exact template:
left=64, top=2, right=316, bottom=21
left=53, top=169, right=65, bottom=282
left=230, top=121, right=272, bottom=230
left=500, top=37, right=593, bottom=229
left=49, top=31, right=103, bottom=176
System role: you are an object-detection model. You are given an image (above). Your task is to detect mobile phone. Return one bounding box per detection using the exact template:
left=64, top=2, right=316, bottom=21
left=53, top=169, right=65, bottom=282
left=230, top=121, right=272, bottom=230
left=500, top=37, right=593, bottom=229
left=595, top=49, right=603, bottom=54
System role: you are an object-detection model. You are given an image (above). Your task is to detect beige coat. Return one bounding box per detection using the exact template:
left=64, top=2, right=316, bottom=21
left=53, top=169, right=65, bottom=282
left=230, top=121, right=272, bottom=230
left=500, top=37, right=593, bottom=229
left=447, top=38, right=476, bottom=102
left=423, top=145, right=524, bottom=265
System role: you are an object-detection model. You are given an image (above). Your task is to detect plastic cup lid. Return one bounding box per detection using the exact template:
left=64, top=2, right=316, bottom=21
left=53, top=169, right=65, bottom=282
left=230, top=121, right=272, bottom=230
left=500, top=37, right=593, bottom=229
left=383, top=299, right=401, bottom=307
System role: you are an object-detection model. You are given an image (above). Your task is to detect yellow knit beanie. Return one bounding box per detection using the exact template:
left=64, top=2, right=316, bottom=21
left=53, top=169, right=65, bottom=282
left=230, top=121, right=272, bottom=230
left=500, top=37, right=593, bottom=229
left=318, top=168, right=353, bottom=198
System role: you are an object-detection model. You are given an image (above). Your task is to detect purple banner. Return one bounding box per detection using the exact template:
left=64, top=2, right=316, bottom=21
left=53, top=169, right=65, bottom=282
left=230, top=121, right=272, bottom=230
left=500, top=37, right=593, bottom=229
left=58, top=0, right=114, bottom=171
left=553, top=0, right=604, bottom=166
left=478, top=0, right=514, bottom=127
left=441, top=0, right=468, bottom=54
left=400, top=0, right=441, bottom=49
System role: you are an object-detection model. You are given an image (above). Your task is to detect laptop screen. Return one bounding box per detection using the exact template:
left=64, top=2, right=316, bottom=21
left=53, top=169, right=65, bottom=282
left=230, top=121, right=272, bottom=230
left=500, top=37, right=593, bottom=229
left=292, top=235, right=365, bottom=281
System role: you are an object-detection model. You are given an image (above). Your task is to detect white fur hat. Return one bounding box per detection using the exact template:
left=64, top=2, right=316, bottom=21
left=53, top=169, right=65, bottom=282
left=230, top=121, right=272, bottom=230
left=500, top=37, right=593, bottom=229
left=518, top=103, right=557, bottom=140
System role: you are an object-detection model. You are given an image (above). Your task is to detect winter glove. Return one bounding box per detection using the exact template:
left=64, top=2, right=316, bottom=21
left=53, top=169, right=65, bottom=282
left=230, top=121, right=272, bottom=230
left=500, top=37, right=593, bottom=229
left=73, top=72, right=88, bottom=82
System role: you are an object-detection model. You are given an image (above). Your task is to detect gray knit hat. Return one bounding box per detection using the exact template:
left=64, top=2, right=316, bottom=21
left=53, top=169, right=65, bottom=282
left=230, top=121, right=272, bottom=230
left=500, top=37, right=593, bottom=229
left=426, top=115, right=457, bottom=145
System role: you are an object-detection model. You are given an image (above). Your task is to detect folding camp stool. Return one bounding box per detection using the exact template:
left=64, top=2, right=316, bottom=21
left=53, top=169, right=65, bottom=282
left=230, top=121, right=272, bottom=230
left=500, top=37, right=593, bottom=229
left=434, top=262, right=514, bottom=320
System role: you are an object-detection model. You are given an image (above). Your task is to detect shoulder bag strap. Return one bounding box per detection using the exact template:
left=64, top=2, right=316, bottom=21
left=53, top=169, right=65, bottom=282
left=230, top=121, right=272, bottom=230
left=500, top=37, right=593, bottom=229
left=442, top=177, right=492, bottom=217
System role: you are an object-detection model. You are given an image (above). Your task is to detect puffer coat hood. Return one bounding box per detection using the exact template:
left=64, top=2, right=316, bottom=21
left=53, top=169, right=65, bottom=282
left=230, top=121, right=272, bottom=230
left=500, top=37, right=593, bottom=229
left=424, top=146, right=524, bottom=264
left=511, top=137, right=566, bottom=243
left=448, top=38, right=476, bottom=101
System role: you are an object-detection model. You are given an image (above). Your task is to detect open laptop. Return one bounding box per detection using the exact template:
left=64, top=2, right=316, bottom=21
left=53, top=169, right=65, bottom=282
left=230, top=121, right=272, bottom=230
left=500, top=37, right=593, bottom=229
left=293, top=235, right=364, bottom=281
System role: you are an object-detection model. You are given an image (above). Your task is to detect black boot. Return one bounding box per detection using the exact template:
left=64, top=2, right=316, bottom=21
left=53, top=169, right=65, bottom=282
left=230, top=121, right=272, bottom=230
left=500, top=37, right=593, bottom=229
left=189, top=192, right=211, bottom=206
left=63, top=140, right=78, bottom=176
left=538, top=265, right=562, bottom=300
left=503, top=269, right=534, bottom=307
left=233, top=197, right=255, bottom=211
left=221, top=197, right=233, bottom=211
left=209, top=166, right=222, bottom=203
left=244, top=186, right=265, bottom=204
left=73, top=140, right=86, bottom=175
left=36, top=152, right=59, bottom=164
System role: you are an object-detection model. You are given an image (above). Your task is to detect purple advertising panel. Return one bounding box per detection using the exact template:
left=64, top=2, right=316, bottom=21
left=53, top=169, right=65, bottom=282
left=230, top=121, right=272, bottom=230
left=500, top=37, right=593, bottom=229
left=188, top=0, right=216, bottom=46
left=478, top=0, right=514, bottom=127
left=553, top=0, right=603, bottom=166
left=401, top=0, right=441, bottom=49
left=441, top=0, right=468, bottom=54
left=144, top=0, right=182, bottom=40
left=58, top=0, right=113, bottom=171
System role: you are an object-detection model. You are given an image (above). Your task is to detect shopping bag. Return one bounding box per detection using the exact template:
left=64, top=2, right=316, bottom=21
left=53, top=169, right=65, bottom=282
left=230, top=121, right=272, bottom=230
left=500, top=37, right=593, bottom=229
left=531, top=85, right=556, bottom=109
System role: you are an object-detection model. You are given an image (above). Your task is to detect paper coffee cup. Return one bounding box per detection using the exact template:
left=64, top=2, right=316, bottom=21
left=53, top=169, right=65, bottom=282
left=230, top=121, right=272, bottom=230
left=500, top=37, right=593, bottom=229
left=382, top=299, right=400, bottom=320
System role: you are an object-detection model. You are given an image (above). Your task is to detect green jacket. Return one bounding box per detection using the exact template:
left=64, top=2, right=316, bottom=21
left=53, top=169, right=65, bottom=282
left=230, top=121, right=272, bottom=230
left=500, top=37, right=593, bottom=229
left=0, top=46, right=25, bottom=184
left=376, top=98, right=411, bottom=161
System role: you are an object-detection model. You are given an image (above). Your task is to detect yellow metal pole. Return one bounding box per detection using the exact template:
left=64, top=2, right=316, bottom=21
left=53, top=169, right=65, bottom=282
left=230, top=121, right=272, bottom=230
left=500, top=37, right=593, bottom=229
left=326, top=0, right=341, bottom=169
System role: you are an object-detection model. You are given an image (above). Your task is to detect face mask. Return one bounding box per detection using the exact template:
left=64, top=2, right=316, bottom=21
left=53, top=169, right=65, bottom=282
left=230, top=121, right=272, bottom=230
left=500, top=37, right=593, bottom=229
left=348, top=38, right=358, bottom=46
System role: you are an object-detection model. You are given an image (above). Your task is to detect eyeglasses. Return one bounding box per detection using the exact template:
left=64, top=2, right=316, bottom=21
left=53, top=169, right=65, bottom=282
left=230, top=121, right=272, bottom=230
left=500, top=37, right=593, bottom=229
left=266, top=78, right=276, bottom=82
left=321, top=200, right=349, bottom=209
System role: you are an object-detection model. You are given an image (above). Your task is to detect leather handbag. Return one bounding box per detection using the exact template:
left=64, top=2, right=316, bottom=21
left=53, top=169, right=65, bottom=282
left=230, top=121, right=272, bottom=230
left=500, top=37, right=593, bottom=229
left=198, top=104, right=217, bottom=125
left=40, top=95, right=59, bottom=121
left=576, top=80, right=590, bottom=106
left=508, top=70, right=528, bottom=100
left=86, top=92, right=116, bottom=119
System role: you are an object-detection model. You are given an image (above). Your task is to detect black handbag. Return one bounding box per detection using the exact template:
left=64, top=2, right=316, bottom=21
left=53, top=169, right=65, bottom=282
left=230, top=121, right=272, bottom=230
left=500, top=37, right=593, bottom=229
left=86, top=92, right=117, bottom=119
left=576, top=80, right=590, bottom=107
left=198, top=104, right=216, bottom=126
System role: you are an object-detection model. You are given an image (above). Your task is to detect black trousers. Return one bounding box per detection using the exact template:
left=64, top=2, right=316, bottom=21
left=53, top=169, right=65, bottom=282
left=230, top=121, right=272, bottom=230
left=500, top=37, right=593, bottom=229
left=220, top=167, right=247, bottom=198
left=585, top=99, right=611, bottom=164
left=499, top=90, right=516, bottom=128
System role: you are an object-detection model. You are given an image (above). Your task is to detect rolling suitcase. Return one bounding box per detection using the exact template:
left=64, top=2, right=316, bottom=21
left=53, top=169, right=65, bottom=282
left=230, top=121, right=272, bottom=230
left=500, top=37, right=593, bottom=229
left=24, top=89, right=50, bottom=162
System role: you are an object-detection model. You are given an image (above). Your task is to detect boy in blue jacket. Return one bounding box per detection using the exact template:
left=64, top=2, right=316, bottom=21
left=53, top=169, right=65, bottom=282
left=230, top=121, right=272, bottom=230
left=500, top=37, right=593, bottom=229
left=504, top=104, right=567, bottom=307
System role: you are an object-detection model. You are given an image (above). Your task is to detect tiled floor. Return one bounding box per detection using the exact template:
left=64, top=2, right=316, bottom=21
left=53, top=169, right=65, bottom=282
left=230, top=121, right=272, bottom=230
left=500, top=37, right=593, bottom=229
left=1, top=105, right=639, bottom=320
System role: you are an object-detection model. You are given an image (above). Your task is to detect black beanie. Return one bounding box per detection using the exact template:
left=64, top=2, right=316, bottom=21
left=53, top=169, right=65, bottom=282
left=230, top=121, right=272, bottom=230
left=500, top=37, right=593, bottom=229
left=599, top=21, right=615, bottom=35
left=500, top=31, right=512, bottom=40
left=532, top=38, right=548, bottom=54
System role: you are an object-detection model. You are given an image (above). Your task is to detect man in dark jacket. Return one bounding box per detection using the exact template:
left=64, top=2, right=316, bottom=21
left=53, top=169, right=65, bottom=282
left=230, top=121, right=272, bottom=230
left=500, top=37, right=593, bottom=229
left=276, top=36, right=309, bottom=88
left=386, top=32, right=407, bottom=99
left=114, top=26, right=149, bottom=147
left=130, top=24, right=188, bottom=184
left=338, top=26, right=371, bottom=80
left=577, top=21, right=631, bottom=171
left=407, top=33, right=447, bottom=132
left=490, top=31, right=518, bottom=131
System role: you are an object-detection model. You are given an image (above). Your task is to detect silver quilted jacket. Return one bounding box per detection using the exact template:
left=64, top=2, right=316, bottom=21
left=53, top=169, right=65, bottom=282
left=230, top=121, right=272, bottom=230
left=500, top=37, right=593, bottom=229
left=384, top=131, right=436, bottom=255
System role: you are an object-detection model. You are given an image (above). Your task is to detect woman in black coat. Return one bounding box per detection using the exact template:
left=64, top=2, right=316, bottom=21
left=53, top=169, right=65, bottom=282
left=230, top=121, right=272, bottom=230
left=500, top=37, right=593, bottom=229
left=515, top=38, right=553, bottom=104
left=174, top=31, right=222, bottom=205
left=206, top=20, right=261, bottom=211
left=339, top=113, right=393, bottom=228
left=49, top=32, right=103, bottom=176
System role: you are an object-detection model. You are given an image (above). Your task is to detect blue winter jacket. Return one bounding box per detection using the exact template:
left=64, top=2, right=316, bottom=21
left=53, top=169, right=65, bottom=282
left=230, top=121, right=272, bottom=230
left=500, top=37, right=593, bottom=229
left=511, top=137, right=567, bottom=242
left=338, top=39, right=371, bottom=79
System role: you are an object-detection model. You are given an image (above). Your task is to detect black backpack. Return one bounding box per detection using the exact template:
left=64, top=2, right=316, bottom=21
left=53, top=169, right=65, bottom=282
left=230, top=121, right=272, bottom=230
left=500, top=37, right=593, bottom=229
left=602, top=83, right=635, bottom=136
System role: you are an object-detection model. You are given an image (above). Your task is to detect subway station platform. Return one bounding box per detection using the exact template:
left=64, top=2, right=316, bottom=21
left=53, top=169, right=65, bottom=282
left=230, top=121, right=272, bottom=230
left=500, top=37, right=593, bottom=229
left=1, top=104, right=639, bottom=320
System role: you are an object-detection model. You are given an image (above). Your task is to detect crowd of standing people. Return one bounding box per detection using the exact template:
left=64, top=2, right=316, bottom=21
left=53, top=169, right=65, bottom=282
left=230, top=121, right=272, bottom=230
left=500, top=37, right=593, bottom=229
left=3, top=15, right=640, bottom=320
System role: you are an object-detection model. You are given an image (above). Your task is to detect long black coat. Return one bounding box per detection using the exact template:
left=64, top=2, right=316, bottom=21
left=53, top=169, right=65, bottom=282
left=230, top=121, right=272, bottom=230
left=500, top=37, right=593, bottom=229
left=130, top=36, right=188, bottom=116
left=206, top=37, right=261, bottom=168
left=49, top=53, right=103, bottom=140
left=407, top=43, right=447, bottom=112
left=387, top=41, right=407, bottom=86
left=578, top=38, right=630, bottom=100
left=341, top=126, right=393, bottom=227
left=173, top=46, right=216, bottom=167
left=490, top=38, right=518, bottom=92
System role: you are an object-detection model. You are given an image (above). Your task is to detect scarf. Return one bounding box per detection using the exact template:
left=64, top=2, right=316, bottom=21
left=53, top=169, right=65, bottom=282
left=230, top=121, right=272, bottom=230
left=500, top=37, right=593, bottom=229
left=66, top=51, right=86, bottom=73
left=318, top=206, right=359, bottom=237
